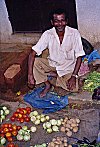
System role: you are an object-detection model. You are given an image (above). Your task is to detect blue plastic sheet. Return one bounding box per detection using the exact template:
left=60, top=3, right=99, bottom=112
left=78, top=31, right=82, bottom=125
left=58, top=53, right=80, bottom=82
left=82, top=50, right=100, bottom=63
left=24, top=86, right=68, bottom=114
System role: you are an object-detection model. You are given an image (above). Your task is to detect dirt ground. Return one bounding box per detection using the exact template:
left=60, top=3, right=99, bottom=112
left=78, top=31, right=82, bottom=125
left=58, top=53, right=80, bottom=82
left=0, top=86, right=100, bottom=147
left=0, top=43, right=100, bottom=146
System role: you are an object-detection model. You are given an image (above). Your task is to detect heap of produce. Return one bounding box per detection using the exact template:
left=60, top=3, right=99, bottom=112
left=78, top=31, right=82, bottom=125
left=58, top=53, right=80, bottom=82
left=83, top=71, right=100, bottom=92
left=10, top=107, right=31, bottom=123
left=30, top=110, right=50, bottom=125
left=60, top=117, right=80, bottom=137
left=0, top=123, right=22, bottom=145
left=0, top=106, right=10, bottom=122
left=17, top=125, right=31, bottom=141
left=48, top=136, right=72, bottom=147
left=43, top=119, right=63, bottom=133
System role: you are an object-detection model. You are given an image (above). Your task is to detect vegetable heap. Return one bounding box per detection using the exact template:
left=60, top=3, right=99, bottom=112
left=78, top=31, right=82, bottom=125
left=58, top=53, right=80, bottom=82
left=83, top=71, right=100, bottom=92
left=10, top=107, right=31, bottom=123
left=0, top=106, right=10, bottom=122
left=0, top=123, right=22, bottom=145
left=43, top=119, right=62, bottom=133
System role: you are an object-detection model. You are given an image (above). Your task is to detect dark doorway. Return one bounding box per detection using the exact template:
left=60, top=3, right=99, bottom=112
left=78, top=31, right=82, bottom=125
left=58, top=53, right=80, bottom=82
left=5, top=0, right=78, bottom=33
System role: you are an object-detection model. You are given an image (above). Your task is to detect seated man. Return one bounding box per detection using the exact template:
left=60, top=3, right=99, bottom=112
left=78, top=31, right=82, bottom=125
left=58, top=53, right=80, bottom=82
left=28, top=9, right=85, bottom=97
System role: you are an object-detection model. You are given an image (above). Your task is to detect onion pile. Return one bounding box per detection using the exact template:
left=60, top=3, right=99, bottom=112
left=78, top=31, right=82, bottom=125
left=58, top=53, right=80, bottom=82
left=48, top=136, right=72, bottom=147
left=43, top=119, right=62, bottom=133
left=17, top=126, right=31, bottom=141
left=0, top=106, right=10, bottom=122
left=32, top=143, right=47, bottom=147
left=30, top=111, right=50, bottom=125
left=60, top=117, right=80, bottom=137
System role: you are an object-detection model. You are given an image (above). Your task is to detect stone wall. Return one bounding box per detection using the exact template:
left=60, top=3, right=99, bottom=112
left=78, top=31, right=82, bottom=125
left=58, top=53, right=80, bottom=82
left=0, top=0, right=100, bottom=45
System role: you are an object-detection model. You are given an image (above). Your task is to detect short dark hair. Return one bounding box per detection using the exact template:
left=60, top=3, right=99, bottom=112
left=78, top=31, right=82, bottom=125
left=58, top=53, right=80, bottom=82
left=49, top=8, right=68, bottom=21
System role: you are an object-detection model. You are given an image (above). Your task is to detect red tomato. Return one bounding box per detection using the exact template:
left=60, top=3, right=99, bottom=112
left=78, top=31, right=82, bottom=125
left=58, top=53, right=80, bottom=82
left=23, top=114, right=27, bottom=118
left=1, top=129, right=4, bottom=134
left=16, top=108, right=22, bottom=113
left=26, top=107, right=31, bottom=111
left=19, top=118, right=24, bottom=123
left=19, top=110, right=24, bottom=114
left=15, top=145, right=19, bottom=147
left=12, top=130, right=17, bottom=136
left=7, top=143, right=15, bottom=147
left=8, top=127, right=13, bottom=132
left=22, top=108, right=27, bottom=115
left=27, top=110, right=31, bottom=114
left=25, top=117, right=30, bottom=122
left=10, top=116, right=15, bottom=122
left=17, top=126, right=22, bottom=130
left=16, top=118, right=20, bottom=121
left=18, top=113, right=22, bottom=118
left=0, top=133, right=5, bottom=137
left=8, top=124, right=12, bottom=128
left=12, top=124, right=17, bottom=130
left=5, top=132, right=12, bottom=138
left=7, top=136, right=13, bottom=142
left=3, top=127, right=9, bottom=133
left=2, top=123, right=9, bottom=128
left=13, top=112, right=19, bottom=118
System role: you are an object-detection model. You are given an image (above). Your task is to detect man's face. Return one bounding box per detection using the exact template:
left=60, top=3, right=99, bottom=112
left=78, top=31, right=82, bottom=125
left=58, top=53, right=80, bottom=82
left=51, top=13, right=67, bottom=32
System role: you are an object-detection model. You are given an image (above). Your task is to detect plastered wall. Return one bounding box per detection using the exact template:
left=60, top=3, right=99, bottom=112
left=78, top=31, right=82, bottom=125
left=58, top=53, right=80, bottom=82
left=0, top=0, right=100, bottom=45
left=76, top=0, right=100, bottom=43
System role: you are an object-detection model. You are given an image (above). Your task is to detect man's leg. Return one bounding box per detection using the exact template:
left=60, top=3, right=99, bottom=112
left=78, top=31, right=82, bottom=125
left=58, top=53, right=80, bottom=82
left=56, top=73, right=79, bottom=92
left=33, top=57, right=56, bottom=97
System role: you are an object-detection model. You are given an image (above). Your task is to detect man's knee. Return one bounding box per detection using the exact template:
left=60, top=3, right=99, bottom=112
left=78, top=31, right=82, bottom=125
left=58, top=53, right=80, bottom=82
left=34, top=58, right=41, bottom=67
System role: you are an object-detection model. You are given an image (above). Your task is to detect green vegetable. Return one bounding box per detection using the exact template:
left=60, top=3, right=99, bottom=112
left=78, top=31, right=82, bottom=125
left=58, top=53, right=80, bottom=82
left=83, top=71, right=100, bottom=92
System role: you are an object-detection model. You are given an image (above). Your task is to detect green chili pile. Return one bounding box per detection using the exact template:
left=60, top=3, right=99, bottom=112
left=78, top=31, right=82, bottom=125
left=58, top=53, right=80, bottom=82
left=83, top=71, right=100, bottom=92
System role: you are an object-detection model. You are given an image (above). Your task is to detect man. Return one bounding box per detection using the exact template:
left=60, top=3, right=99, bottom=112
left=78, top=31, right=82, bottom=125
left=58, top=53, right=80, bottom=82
left=28, top=9, right=85, bottom=97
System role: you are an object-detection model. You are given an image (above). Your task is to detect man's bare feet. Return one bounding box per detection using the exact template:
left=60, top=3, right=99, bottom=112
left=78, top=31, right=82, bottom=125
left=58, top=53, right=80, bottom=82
left=40, top=81, right=51, bottom=97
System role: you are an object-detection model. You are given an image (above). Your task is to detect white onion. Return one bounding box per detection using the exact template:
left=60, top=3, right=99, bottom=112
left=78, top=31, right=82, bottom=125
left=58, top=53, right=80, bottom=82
left=24, top=134, right=30, bottom=141
left=45, top=122, right=51, bottom=128
left=40, top=117, right=46, bottom=122
left=50, top=119, right=57, bottom=125
left=57, top=120, right=62, bottom=126
left=47, top=128, right=52, bottom=133
left=2, top=106, right=7, bottom=111
left=45, top=116, right=50, bottom=120
left=32, top=111, right=38, bottom=116
left=34, top=119, right=40, bottom=125
left=17, top=134, right=23, bottom=141
left=31, top=116, right=36, bottom=122
left=43, top=123, right=46, bottom=130
left=22, top=126, right=28, bottom=131
left=52, top=125, right=59, bottom=132
left=0, top=110, right=4, bottom=115
left=5, top=109, right=10, bottom=115
left=1, top=115, right=5, bottom=120
left=30, top=126, right=37, bottom=132
left=0, top=137, right=6, bottom=145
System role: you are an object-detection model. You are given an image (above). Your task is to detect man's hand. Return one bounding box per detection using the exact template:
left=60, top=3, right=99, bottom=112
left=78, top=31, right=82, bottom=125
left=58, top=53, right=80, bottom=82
left=66, top=76, right=76, bottom=91
left=28, top=74, right=36, bottom=88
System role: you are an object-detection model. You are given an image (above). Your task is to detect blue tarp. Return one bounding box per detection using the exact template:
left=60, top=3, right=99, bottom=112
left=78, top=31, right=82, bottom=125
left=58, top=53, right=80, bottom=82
left=24, top=86, right=68, bottom=114
left=82, top=50, right=100, bottom=63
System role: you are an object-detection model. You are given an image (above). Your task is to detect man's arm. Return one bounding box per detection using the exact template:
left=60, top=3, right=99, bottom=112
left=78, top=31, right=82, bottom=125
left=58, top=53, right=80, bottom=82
left=28, top=50, right=37, bottom=86
left=66, top=56, right=82, bottom=90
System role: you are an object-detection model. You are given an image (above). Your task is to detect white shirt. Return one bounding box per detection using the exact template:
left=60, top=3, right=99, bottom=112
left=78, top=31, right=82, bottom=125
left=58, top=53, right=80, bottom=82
left=32, top=26, right=85, bottom=77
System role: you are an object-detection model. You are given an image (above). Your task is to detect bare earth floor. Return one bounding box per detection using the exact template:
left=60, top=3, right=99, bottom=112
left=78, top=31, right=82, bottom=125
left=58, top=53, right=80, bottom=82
left=0, top=42, right=100, bottom=146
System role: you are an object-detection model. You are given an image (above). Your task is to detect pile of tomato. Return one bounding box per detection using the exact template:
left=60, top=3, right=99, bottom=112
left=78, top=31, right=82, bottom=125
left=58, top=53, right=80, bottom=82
left=6, top=142, right=19, bottom=147
left=0, top=123, right=21, bottom=142
left=10, top=107, right=31, bottom=123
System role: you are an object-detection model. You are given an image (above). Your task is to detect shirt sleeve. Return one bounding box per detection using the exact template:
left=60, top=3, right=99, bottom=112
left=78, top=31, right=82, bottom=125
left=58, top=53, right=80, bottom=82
left=74, top=31, right=85, bottom=58
left=32, top=31, right=48, bottom=56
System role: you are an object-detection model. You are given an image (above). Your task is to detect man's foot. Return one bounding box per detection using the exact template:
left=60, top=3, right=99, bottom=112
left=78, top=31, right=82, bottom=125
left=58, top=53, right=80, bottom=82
left=40, top=81, right=51, bottom=97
